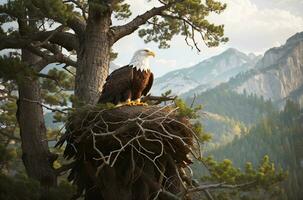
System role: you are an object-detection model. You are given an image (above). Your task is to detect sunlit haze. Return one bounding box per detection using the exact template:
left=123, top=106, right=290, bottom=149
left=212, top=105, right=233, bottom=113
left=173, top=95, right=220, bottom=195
left=113, top=0, right=303, bottom=77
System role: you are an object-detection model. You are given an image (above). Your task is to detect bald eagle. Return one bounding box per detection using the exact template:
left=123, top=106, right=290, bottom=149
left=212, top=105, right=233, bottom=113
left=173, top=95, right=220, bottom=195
left=98, top=49, right=155, bottom=105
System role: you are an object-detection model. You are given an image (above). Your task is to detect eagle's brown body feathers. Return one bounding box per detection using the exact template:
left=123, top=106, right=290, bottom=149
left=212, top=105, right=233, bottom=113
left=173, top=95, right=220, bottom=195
left=98, top=65, right=154, bottom=104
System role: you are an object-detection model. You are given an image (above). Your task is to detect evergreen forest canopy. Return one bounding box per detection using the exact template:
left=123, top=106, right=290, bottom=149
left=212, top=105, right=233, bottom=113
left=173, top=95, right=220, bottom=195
left=208, top=100, right=303, bottom=200
left=0, top=0, right=294, bottom=200
left=186, top=83, right=276, bottom=125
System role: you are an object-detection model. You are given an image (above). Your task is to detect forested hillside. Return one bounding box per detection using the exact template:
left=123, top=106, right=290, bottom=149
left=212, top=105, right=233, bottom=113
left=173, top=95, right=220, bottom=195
left=186, top=84, right=276, bottom=125
left=208, top=100, right=303, bottom=200
left=181, top=82, right=279, bottom=149
left=200, top=113, right=247, bottom=148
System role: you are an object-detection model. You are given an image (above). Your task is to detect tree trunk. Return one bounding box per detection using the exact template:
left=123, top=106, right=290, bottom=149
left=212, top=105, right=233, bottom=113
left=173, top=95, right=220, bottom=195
left=17, top=49, right=57, bottom=188
left=75, top=7, right=112, bottom=105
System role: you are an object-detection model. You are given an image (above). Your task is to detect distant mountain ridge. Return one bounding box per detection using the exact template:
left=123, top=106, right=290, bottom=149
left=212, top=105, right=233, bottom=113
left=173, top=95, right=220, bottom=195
left=233, top=32, right=303, bottom=106
left=151, top=48, right=261, bottom=95
left=179, top=32, right=303, bottom=107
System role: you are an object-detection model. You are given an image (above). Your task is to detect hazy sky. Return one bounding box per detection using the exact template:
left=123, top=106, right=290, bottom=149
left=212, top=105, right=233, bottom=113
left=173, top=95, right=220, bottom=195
left=113, top=0, right=303, bottom=77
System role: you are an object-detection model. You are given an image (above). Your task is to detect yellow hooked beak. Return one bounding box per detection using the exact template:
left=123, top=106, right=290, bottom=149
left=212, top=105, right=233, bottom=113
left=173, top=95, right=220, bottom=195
left=147, top=51, right=156, bottom=57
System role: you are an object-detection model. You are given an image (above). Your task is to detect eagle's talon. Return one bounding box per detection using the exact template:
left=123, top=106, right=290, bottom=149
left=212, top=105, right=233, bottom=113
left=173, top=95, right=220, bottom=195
left=136, top=102, right=148, bottom=106
left=125, top=101, right=136, bottom=106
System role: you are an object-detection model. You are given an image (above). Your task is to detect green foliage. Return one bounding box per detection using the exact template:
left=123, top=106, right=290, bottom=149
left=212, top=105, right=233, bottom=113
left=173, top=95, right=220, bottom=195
left=139, top=0, right=228, bottom=49
left=196, top=155, right=287, bottom=200
left=47, top=180, right=76, bottom=200
left=0, top=173, right=75, bottom=200
left=208, top=101, right=303, bottom=200
left=202, top=114, right=248, bottom=148
left=39, top=67, right=75, bottom=124
left=202, top=155, right=286, bottom=186
left=174, top=98, right=212, bottom=144
left=187, top=84, right=276, bottom=124
left=0, top=55, right=35, bottom=82
left=176, top=95, right=287, bottom=199
left=30, top=0, right=76, bottom=24
left=42, top=68, right=74, bottom=91
left=0, top=77, right=20, bottom=172
left=193, top=121, right=212, bottom=142
left=175, top=98, right=202, bottom=119
left=110, top=48, right=118, bottom=61
left=0, top=1, right=287, bottom=199
left=0, top=173, right=40, bottom=200
left=0, top=143, right=18, bottom=170
left=112, top=0, right=131, bottom=20
left=184, top=82, right=277, bottom=149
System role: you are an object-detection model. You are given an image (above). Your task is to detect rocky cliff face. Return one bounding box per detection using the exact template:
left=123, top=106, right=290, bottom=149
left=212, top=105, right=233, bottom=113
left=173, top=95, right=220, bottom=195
left=235, top=32, right=303, bottom=106
left=151, top=48, right=259, bottom=95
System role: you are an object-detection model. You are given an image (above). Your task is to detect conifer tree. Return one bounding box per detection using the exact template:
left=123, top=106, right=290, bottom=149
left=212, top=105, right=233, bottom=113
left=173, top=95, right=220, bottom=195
left=0, top=0, right=228, bottom=186
left=0, top=1, right=287, bottom=199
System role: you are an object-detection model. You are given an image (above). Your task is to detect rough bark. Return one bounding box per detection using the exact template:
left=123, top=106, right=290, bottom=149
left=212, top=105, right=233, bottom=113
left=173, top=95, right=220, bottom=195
left=75, top=6, right=112, bottom=105
left=17, top=49, right=57, bottom=187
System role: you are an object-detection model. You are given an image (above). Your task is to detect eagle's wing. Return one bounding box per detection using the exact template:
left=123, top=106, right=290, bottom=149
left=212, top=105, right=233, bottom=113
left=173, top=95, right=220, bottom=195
left=142, top=72, right=154, bottom=96
left=98, top=65, right=133, bottom=104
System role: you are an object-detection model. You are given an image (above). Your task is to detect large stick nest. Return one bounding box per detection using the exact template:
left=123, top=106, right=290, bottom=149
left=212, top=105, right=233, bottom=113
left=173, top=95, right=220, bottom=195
left=57, top=105, right=201, bottom=200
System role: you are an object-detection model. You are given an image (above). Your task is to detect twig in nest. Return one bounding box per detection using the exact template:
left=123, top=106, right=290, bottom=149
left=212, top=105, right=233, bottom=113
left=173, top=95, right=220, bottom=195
left=61, top=105, right=203, bottom=199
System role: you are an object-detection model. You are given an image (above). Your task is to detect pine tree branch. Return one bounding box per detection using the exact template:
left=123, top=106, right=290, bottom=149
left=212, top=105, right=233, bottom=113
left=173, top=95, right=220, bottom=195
left=36, top=73, right=60, bottom=85
left=0, top=4, right=79, bottom=51
left=111, top=0, right=184, bottom=43
left=31, top=31, right=79, bottom=52
left=1, top=4, right=78, bottom=51
left=28, top=0, right=86, bottom=36
left=0, top=36, right=30, bottom=50
left=183, top=181, right=257, bottom=196
left=21, top=98, right=68, bottom=114
left=160, top=13, right=207, bottom=51
left=0, top=31, right=78, bottom=52
left=0, top=129, right=21, bottom=141
left=32, top=25, right=66, bottom=48
left=25, top=45, right=78, bottom=71
left=0, top=2, right=85, bottom=38
left=63, top=0, right=88, bottom=21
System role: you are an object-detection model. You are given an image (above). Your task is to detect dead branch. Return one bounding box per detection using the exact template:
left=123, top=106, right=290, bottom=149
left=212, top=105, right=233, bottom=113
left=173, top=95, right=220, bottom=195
left=182, top=181, right=257, bottom=197
left=57, top=105, right=200, bottom=199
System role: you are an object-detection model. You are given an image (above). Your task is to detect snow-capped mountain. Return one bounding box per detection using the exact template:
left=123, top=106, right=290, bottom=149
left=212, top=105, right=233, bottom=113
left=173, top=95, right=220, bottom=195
left=151, top=48, right=261, bottom=96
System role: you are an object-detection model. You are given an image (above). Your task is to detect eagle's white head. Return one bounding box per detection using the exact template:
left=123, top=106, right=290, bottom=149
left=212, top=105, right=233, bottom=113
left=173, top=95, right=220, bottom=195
left=129, top=49, right=156, bottom=72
